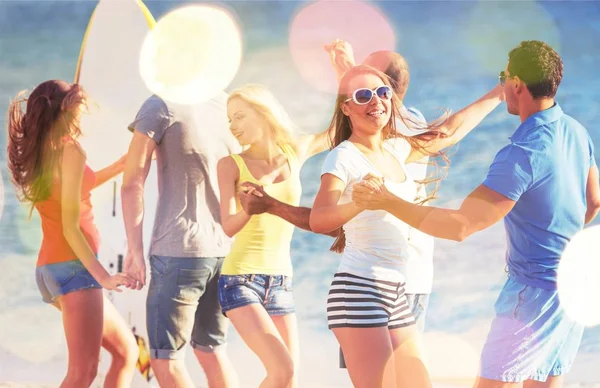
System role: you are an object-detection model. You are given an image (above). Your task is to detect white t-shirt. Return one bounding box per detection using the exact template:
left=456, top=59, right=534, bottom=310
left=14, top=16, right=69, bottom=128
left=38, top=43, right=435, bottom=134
left=397, top=106, right=435, bottom=294
left=321, top=138, right=417, bottom=283
left=403, top=160, right=434, bottom=294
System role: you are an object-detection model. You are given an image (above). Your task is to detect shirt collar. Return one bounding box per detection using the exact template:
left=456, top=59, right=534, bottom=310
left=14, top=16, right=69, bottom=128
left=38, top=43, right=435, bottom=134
left=510, top=102, right=563, bottom=141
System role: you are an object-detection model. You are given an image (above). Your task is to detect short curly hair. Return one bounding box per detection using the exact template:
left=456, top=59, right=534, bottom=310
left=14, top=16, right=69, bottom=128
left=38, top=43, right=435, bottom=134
left=508, top=40, right=563, bottom=99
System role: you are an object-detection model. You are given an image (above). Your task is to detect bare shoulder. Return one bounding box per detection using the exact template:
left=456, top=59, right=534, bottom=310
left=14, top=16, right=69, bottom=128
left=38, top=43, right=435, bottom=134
left=217, top=155, right=240, bottom=176
left=60, top=140, right=86, bottom=181
left=62, top=140, right=86, bottom=162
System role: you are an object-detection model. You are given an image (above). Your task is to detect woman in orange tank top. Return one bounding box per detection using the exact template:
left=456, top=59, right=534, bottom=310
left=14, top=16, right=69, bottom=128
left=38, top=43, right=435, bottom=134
left=7, top=80, right=138, bottom=388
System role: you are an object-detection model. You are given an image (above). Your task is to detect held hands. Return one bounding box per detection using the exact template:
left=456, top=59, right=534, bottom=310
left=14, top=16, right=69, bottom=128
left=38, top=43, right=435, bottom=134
left=324, top=39, right=356, bottom=78
left=99, top=272, right=137, bottom=292
left=123, top=249, right=146, bottom=290
left=238, top=182, right=274, bottom=215
left=116, top=153, right=128, bottom=168
left=352, top=173, right=391, bottom=211
left=111, top=153, right=128, bottom=176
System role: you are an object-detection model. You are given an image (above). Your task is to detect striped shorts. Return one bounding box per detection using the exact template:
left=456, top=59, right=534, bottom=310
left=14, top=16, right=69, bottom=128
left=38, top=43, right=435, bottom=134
left=327, top=272, right=415, bottom=329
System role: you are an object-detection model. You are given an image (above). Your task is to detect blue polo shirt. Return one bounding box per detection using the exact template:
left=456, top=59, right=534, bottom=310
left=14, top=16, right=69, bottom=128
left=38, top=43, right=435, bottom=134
left=483, top=103, right=596, bottom=290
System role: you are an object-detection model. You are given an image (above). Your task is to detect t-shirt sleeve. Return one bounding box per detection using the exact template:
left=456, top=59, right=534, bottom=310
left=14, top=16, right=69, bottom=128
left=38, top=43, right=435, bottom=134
left=483, top=145, right=533, bottom=202
left=588, top=134, right=596, bottom=167
left=128, top=96, right=172, bottom=144
left=388, top=137, right=412, bottom=163
left=321, top=147, right=351, bottom=186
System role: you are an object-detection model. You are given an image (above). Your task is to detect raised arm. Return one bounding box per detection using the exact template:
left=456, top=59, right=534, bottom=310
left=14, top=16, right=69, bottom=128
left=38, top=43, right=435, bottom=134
left=217, top=156, right=252, bottom=237
left=121, top=131, right=155, bottom=288
left=585, top=164, right=600, bottom=224
left=293, top=129, right=333, bottom=165
left=406, top=84, right=504, bottom=164
left=287, top=40, right=357, bottom=165
left=324, top=39, right=356, bottom=81
left=309, top=174, right=361, bottom=234
left=61, top=142, right=134, bottom=291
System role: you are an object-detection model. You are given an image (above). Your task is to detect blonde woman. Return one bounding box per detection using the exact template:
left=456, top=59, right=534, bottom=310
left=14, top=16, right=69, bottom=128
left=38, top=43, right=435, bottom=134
left=216, top=84, right=332, bottom=388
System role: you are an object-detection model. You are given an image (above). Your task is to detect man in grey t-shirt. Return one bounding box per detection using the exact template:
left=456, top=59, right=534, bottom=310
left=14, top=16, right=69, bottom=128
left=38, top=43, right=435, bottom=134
left=122, top=93, right=240, bottom=387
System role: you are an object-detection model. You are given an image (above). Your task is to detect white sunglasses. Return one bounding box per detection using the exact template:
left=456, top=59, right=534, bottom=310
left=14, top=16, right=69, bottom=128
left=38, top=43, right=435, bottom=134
left=344, top=85, right=393, bottom=105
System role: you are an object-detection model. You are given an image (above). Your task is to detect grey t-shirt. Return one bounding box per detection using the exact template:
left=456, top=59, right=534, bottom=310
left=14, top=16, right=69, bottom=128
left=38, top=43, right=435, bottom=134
left=128, top=94, right=240, bottom=258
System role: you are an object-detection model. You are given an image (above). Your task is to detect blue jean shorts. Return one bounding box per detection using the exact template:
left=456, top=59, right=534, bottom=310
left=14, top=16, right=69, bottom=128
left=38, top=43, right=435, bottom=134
left=218, top=274, right=295, bottom=316
left=479, top=276, right=584, bottom=383
left=147, top=256, right=228, bottom=360
left=405, top=293, right=430, bottom=332
left=35, top=259, right=102, bottom=304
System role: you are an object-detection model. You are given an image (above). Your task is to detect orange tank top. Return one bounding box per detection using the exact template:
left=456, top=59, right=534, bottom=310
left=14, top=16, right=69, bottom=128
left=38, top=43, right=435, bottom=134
left=35, top=164, right=101, bottom=266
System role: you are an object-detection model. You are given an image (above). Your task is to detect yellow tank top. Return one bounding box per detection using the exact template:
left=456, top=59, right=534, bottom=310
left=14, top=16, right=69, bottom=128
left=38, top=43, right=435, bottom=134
left=221, top=144, right=302, bottom=276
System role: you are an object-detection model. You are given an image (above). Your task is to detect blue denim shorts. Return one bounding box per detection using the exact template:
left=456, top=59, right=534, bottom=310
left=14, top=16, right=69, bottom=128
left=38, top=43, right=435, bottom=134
left=479, top=276, right=584, bottom=383
left=35, top=259, right=102, bottom=304
left=147, top=256, right=228, bottom=360
left=405, top=293, right=430, bottom=332
left=218, top=274, right=295, bottom=316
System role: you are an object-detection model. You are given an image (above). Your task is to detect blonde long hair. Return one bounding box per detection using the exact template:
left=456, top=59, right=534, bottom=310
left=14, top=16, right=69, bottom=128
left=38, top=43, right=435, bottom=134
left=227, top=84, right=295, bottom=146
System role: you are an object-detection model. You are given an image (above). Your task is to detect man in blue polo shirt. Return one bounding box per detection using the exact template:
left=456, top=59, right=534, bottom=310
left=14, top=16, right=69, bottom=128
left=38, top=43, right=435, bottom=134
left=352, top=40, right=600, bottom=387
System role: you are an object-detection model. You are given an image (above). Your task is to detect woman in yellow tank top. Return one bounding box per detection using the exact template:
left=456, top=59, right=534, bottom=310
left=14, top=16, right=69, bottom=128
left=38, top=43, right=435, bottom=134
left=217, top=84, right=332, bottom=388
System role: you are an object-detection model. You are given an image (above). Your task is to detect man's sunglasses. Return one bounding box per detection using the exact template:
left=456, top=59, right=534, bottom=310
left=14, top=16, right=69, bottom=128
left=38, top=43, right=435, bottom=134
left=344, top=85, right=393, bottom=105
left=498, top=71, right=515, bottom=86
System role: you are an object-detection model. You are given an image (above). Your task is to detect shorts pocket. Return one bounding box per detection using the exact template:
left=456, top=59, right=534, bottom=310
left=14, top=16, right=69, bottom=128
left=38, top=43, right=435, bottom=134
left=412, top=296, right=427, bottom=317
left=174, top=268, right=210, bottom=304
left=52, top=266, right=77, bottom=287
left=417, top=296, right=429, bottom=311
left=218, top=275, right=257, bottom=310
left=221, top=275, right=249, bottom=289
left=494, top=279, right=528, bottom=318
left=513, top=286, right=529, bottom=318
left=150, top=255, right=169, bottom=277
left=283, top=276, right=293, bottom=292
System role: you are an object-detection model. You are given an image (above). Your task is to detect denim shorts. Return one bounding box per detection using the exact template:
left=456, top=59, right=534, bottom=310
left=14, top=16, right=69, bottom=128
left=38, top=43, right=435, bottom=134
left=218, top=274, right=295, bottom=316
left=479, top=276, right=585, bottom=382
left=147, top=255, right=228, bottom=360
left=405, top=293, right=430, bottom=332
left=35, top=259, right=102, bottom=303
